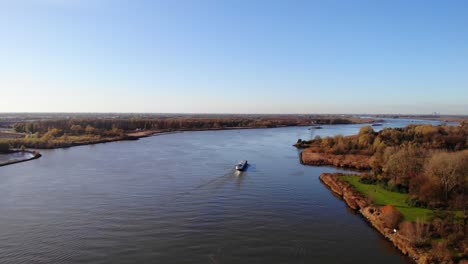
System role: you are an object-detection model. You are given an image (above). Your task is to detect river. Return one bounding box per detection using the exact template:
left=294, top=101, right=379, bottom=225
left=0, top=119, right=449, bottom=263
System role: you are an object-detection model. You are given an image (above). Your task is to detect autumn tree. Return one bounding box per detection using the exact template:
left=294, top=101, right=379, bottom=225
left=424, top=150, right=468, bottom=202
left=85, top=125, right=97, bottom=134
left=358, top=126, right=375, bottom=147
left=41, top=128, right=62, bottom=140
left=383, top=145, right=427, bottom=189
left=70, top=125, right=84, bottom=135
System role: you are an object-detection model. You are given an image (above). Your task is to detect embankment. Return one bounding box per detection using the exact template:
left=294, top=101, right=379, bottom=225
left=0, top=150, right=42, bottom=167
left=300, top=150, right=373, bottom=170
left=319, top=173, right=435, bottom=264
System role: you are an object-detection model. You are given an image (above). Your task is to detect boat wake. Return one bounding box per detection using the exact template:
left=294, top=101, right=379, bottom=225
left=159, top=169, right=240, bottom=206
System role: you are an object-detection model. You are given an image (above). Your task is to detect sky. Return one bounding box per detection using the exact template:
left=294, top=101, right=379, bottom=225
left=0, top=0, right=467, bottom=114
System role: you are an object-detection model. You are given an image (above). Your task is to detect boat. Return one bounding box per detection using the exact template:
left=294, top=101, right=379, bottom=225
left=235, top=160, right=248, bottom=171
left=308, top=126, right=322, bottom=130
left=371, top=123, right=383, bottom=127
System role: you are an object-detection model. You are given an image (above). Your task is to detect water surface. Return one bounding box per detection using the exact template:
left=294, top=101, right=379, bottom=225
left=0, top=119, right=448, bottom=263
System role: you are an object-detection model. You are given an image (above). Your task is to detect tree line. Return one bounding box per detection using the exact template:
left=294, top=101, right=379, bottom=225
left=305, top=124, right=467, bottom=260
left=12, top=117, right=311, bottom=135
left=303, top=123, right=467, bottom=209
left=2, top=117, right=311, bottom=149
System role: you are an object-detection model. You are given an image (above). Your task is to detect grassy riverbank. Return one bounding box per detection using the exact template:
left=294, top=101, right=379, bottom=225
left=320, top=173, right=466, bottom=263
left=302, top=124, right=467, bottom=263
left=340, top=175, right=433, bottom=221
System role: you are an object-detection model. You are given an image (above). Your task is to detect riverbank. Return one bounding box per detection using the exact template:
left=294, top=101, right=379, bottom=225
left=319, top=173, right=450, bottom=264
left=2, top=125, right=318, bottom=151
left=371, top=114, right=467, bottom=124
left=299, top=149, right=373, bottom=170
left=298, top=123, right=467, bottom=263
left=125, top=126, right=295, bottom=138
left=2, top=114, right=382, bottom=149
left=0, top=150, right=42, bottom=167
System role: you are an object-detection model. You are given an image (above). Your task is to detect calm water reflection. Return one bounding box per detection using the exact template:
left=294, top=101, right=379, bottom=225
left=0, top=119, right=448, bottom=263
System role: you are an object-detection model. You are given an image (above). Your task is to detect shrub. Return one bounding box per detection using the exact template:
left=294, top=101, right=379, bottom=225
left=359, top=173, right=377, bottom=184
left=399, top=219, right=430, bottom=247
left=431, top=241, right=452, bottom=263
left=381, top=204, right=402, bottom=229
left=406, top=197, right=427, bottom=208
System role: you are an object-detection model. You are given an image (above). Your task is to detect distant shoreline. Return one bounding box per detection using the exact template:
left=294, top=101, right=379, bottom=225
left=0, top=116, right=381, bottom=166
left=0, top=126, right=306, bottom=167
left=126, top=125, right=313, bottom=138
left=1, top=115, right=381, bottom=151
left=2, top=122, right=377, bottom=152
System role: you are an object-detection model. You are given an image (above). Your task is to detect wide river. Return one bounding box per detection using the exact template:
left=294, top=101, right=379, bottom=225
left=0, top=119, right=449, bottom=263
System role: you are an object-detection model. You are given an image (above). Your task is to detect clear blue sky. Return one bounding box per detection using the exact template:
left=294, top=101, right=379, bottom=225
left=1, top=0, right=467, bottom=114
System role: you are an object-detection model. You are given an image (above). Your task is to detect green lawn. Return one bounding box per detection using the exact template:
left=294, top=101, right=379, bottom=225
left=340, top=175, right=434, bottom=221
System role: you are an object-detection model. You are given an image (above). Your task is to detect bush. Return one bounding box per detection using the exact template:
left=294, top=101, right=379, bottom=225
left=431, top=241, right=452, bottom=263
left=381, top=204, right=402, bottom=229
left=383, top=180, right=409, bottom=193
left=359, top=173, right=377, bottom=184
left=399, top=219, right=430, bottom=247
left=406, top=197, right=427, bottom=208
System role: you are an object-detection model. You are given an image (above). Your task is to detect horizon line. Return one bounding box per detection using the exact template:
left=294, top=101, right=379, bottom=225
left=0, top=112, right=466, bottom=116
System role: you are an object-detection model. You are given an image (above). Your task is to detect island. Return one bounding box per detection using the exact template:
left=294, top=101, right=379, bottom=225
left=296, top=123, right=467, bottom=263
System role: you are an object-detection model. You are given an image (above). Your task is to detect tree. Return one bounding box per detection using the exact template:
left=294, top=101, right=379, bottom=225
left=424, top=151, right=468, bottom=202
left=42, top=128, right=62, bottom=140
left=384, top=145, right=427, bottom=189
left=359, top=125, right=374, bottom=135
left=70, top=125, right=84, bottom=135
left=372, top=137, right=387, bottom=154
left=85, top=125, right=96, bottom=134
left=332, top=134, right=347, bottom=154
left=320, top=137, right=334, bottom=149
left=26, top=123, right=35, bottom=133
left=358, top=126, right=375, bottom=147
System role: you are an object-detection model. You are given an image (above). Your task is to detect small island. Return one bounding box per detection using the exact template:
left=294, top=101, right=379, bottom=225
left=296, top=123, right=467, bottom=263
